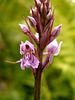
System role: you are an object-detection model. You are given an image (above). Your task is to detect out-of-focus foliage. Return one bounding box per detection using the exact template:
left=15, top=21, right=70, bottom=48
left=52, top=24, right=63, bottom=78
left=0, top=0, right=75, bottom=100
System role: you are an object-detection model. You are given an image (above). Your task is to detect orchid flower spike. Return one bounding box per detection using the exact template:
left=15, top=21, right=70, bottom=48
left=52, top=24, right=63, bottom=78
left=43, top=39, right=63, bottom=63
left=16, top=41, right=39, bottom=70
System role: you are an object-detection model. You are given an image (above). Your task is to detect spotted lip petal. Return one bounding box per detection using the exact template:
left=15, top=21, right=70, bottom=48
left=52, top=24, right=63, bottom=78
left=29, top=54, right=39, bottom=68
left=17, top=54, right=39, bottom=70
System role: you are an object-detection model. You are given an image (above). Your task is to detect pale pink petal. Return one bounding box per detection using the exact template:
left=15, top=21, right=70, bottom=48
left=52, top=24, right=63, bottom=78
left=36, top=0, right=41, bottom=4
left=25, top=41, right=35, bottom=53
left=20, top=41, right=25, bottom=55
left=54, top=41, right=63, bottom=56
left=44, top=39, right=63, bottom=64
left=24, top=60, right=31, bottom=68
left=46, top=39, right=58, bottom=53
left=29, top=54, right=39, bottom=68
left=35, top=33, right=39, bottom=40
left=20, top=59, right=25, bottom=70
left=43, top=52, right=48, bottom=55
left=49, top=39, right=58, bottom=47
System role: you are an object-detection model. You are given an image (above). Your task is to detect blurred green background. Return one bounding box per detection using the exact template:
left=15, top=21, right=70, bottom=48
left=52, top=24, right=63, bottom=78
left=0, top=0, right=75, bottom=100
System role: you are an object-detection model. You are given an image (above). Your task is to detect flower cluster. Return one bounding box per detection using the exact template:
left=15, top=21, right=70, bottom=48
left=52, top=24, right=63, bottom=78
left=16, top=0, right=63, bottom=72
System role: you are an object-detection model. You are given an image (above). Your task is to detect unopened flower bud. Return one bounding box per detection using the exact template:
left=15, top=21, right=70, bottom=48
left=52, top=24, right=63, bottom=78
left=46, top=9, right=52, bottom=19
left=28, top=16, right=37, bottom=27
left=33, top=7, right=37, bottom=14
left=36, top=0, right=41, bottom=7
left=49, top=24, right=62, bottom=43
left=45, top=0, right=50, bottom=8
left=40, top=4, right=43, bottom=13
left=45, top=0, right=48, bottom=5
left=52, top=24, right=62, bottom=37
left=40, top=3, right=47, bottom=16
left=30, top=9, right=32, bottom=16
left=19, top=24, right=29, bottom=34
left=30, top=7, right=37, bottom=17
left=35, top=33, right=39, bottom=40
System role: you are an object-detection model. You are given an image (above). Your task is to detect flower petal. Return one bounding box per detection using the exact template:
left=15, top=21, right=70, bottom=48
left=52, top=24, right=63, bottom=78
left=43, top=52, right=48, bottom=55
left=35, top=33, right=39, bottom=40
left=20, top=59, right=25, bottom=70
left=20, top=41, right=25, bottom=55
left=25, top=41, right=35, bottom=53
left=29, top=54, right=39, bottom=68
left=50, top=39, right=58, bottom=46
left=46, top=39, right=58, bottom=53
left=24, top=60, right=31, bottom=68
left=54, top=41, right=63, bottom=56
